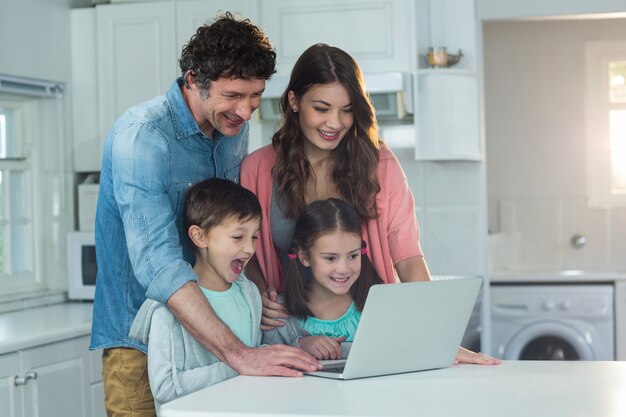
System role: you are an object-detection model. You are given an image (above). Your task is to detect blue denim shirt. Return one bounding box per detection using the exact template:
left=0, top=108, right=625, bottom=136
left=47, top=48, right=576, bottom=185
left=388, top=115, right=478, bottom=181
left=90, top=78, right=248, bottom=353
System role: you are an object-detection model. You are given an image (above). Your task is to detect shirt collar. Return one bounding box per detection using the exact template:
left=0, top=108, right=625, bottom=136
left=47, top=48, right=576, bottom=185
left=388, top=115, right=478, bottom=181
left=167, top=77, right=208, bottom=140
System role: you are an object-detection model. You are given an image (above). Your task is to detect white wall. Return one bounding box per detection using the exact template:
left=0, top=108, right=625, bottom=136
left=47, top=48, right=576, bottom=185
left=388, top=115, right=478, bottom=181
left=484, top=18, right=626, bottom=272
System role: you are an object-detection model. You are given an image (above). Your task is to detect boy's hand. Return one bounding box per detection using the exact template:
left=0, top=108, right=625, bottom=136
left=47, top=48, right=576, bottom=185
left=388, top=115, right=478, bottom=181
left=298, top=336, right=346, bottom=360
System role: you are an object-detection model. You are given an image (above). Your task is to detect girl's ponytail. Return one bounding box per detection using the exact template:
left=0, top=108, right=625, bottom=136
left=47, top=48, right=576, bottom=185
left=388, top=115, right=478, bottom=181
left=284, top=246, right=312, bottom=318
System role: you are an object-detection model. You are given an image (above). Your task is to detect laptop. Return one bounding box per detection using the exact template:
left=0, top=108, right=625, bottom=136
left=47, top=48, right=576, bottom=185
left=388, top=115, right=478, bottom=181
left=304, top=276, right=483, bottom=380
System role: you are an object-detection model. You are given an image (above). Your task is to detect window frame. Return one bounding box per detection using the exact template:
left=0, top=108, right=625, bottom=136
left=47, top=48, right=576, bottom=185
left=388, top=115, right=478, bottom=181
left=585, top=40, right=626, bottom=207
left=0, top=97, right=45, bottom=297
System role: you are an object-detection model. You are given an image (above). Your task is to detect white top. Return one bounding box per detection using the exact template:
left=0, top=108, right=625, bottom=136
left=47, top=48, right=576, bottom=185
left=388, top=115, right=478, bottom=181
left=160, top=361, right=626, bottom=417
left=0, top=302, right=93, bottom=354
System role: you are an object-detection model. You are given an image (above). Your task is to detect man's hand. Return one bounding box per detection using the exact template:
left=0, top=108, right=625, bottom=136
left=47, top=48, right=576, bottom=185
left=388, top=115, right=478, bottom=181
left=298, top=336, right=346, bottom=360
left=231, top=344, right=321, bottom=377
left=260, top=287, right=289, bottom=330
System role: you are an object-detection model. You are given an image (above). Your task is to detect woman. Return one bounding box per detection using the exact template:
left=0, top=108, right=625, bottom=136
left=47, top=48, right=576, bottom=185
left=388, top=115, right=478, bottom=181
left=241, top=44, right=499, bottom=365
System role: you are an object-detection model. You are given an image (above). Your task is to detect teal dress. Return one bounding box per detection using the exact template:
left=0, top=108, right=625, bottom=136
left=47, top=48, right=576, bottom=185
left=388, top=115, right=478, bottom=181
left=299, top=302, right=361, bottom=342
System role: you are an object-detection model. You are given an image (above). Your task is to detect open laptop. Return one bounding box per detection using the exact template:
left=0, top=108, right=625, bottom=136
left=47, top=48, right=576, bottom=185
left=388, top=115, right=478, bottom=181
left=304, top=276, right=483, bottom=380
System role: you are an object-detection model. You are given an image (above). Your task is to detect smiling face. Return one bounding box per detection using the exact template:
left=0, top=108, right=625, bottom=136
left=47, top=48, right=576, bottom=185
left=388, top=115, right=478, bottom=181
left=299, top=230, right=362, bottom=297
left=289, top=82, right=354, bottom=156
left=190, top=215, right=260, bottom=291
left=184, top=76, right=266, bottom=138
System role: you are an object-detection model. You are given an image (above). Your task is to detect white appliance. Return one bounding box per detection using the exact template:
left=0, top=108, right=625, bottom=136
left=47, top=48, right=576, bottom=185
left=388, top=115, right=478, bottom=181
left=491, top=284, right=614, bottom=360
left=259, top=72, right=413, bottom=121
left=67, top=231, right=97, bottom=300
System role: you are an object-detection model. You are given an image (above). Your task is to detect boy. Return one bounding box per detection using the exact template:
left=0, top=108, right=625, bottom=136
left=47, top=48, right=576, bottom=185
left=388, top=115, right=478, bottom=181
left=130, top=179, right=264, bottom=406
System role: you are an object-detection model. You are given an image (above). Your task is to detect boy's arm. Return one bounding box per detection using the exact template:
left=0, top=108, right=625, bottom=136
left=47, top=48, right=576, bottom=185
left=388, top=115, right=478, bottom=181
left=147, top=305, right=238, bottom=405
left=167, top=282, right=320, bottom=376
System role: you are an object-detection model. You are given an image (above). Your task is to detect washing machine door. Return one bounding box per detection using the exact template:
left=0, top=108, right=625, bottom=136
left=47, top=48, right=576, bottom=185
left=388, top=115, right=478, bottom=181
left=503, top=321, right=595, bottom=360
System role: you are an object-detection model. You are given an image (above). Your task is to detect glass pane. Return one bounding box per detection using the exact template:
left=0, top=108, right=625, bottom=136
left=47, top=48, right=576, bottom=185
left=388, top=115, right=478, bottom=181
left=0, top=170, right=3, bottom=220
left=0, top=107, right=22, bottom=158
left=609, top=110, right=626, bottom=193
left=609, top=61, right=626, bottom=103
left=9, top=171, right=30, bottom=218
left=11, top=223, right=32, bottom=274
left=0, top=225, right=4, bottom=274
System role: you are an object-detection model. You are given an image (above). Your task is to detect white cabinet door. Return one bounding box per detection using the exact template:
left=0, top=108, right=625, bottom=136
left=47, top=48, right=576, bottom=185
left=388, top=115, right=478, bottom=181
left=71, top=8, right=101, bottom=172
left=88, top=348, right=106, bottom=417
left=175, top=0, right=258, bottom=59
left=96, top=1, right=177, bottom=141
left=259, top=0, right=416, bottom=76
left=0, top=353, right=23, bottom=417
left=21, top=336, right=89, bottom=417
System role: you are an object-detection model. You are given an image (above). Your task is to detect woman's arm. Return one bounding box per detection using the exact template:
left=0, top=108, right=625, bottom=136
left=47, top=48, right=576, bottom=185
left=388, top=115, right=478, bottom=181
left=245, top=256, right=289, bottom=330
left=395, top=255, right=432, bottom=282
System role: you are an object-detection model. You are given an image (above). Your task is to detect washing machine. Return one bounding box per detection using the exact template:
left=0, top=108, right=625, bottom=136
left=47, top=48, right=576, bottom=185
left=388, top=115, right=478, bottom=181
left=491, top=284, right=614, bottom=360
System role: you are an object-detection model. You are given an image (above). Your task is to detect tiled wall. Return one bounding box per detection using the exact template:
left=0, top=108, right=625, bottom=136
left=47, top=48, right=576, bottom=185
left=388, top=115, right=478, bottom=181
left=489, top=199, right=626, bottom=273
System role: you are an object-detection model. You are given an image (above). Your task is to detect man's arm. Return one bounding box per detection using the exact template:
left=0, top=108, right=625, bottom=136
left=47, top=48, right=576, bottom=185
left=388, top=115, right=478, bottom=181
left=166, top=281, right=320, bottom=376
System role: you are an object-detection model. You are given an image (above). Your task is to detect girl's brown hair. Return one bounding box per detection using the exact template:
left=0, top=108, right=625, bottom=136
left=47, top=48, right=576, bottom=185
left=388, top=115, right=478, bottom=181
left=284, top=198, right=383, bottom=318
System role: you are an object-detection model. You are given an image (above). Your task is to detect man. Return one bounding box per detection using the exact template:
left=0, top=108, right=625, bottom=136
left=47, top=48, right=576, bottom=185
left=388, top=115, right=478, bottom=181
left=90, top=13, right=319, bottom=417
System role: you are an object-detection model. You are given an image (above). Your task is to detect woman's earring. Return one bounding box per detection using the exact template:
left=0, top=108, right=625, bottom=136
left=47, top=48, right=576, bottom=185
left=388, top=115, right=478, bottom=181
left=292, top=107, right=298, bottom=113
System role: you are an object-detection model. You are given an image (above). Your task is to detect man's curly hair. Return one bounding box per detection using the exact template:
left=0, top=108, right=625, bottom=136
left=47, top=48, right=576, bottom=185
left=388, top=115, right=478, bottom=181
left=179, top=12, right=276, bottom=93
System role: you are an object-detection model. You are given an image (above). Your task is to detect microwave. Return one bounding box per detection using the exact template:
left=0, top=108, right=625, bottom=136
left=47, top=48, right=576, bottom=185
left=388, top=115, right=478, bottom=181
left=67, top=231, right=97, bottom=300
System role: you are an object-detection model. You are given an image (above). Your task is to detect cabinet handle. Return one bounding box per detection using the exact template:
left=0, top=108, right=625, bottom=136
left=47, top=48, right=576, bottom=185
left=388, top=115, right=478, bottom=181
left=14, top=371, right=38, bottom=386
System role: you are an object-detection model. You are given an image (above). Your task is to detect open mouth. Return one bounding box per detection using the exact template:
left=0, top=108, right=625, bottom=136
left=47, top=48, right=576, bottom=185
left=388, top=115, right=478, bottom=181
left=230, top=258, right=246, bottom=275
left=330, top=276, right=350, bottom=283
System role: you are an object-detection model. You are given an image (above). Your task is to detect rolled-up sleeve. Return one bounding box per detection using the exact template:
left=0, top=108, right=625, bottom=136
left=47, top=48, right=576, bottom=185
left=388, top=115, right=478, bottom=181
left=111, top=122, right=196, bottom=304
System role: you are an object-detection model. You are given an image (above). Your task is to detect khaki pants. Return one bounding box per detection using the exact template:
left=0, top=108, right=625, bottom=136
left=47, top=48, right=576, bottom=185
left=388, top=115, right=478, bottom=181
left=102, top=348, right=156, bottom=417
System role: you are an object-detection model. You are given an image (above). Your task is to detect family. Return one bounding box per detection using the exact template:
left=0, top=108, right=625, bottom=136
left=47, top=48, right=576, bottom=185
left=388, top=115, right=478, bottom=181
left=89, top=12, right=500, bottom=417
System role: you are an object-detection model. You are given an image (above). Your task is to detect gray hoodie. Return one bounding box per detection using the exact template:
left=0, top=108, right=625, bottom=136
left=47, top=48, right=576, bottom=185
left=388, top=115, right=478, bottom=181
left=129, top=276, right=263, bottom=406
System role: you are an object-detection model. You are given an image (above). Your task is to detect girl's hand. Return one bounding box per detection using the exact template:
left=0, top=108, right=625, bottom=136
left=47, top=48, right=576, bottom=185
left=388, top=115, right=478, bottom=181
left=454, top=346, right=501, bottom=365
left=298, top=336, right=346, bottom=360
left=260, top=287, right=289, bottom=330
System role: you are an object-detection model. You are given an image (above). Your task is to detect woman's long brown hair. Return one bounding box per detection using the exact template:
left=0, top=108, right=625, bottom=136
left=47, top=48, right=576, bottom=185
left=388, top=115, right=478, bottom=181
left=272, top=44, right=382, bottom=222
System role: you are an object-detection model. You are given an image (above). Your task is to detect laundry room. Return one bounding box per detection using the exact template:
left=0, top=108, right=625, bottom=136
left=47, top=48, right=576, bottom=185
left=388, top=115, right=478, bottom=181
left=482, top=12, right=626, bottom=361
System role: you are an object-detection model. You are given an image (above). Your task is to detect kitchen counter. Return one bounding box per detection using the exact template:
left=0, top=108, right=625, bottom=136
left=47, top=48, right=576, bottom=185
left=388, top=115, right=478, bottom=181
left=490, top=270, right=626, bottom=284
left=160, top=361, right=626, bottom=417
left=0, top=301, right=93, bottom=354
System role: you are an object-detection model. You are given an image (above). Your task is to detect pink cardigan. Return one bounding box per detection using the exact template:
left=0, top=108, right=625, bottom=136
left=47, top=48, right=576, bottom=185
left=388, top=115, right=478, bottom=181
left=240, top=144, right=423, bottom=291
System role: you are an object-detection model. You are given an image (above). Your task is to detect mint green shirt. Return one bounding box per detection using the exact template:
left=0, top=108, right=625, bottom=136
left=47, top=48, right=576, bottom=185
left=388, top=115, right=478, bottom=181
left=299, top=302, right=361, bottom=342
left=200, top=283, right=254, bottom=347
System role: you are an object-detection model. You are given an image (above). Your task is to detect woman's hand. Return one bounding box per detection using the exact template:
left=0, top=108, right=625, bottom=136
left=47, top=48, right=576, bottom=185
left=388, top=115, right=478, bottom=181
left=260, top=287, right=289, bottom=330
left=454, top=346, right=501, bottom=365
left=298, top=336, right=346, bottom=360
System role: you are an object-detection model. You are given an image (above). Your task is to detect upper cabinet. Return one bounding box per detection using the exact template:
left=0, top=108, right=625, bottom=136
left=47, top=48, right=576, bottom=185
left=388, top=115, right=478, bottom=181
left=70, top=0, right=255, bottom=172
left=259, top=0, right=417, bottom=76
left=414, top=0, right=481, bottom=161
left=96, top=1, right=177, bottom=143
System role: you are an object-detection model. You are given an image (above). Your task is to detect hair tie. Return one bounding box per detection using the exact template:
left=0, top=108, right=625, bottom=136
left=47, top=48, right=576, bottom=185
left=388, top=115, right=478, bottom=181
left=361, top=240, right=368, bottom=255
left=287, top=247, right=298, bottom=260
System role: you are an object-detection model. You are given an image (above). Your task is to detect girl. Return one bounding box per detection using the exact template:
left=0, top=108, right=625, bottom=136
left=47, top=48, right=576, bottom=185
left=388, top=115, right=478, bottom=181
left=263, top=198, right=383, bottom=359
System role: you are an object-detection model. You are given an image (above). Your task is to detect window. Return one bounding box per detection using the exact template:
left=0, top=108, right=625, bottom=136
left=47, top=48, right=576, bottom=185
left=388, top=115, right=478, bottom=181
left=0, top=101, right=39, bottom=296
left=585, top=41, right=626, bottom=207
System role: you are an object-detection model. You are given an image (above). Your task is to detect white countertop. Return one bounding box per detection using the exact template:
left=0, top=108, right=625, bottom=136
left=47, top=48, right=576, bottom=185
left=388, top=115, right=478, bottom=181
left=0, top=302, right=93, bottom=354
left=160, top=361, right=626, bottom=417
left=490, top=270, right=626, bottom=284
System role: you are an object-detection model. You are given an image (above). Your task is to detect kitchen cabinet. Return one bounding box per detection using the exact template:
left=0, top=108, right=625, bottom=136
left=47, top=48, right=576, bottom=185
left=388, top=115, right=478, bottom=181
left=70, top=0, right=255, bottom=172
left=413, top=0, right=481, bottom=160
left=259, top=0, right=417, bottom=77
left=0, top=335, right=98, bottom=417
left=96, top=1, right=177, bottom=148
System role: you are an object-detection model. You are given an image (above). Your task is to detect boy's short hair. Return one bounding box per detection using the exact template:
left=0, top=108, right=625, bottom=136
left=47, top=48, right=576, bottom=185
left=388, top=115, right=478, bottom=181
left=184, top=178, right=262, bottom=236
